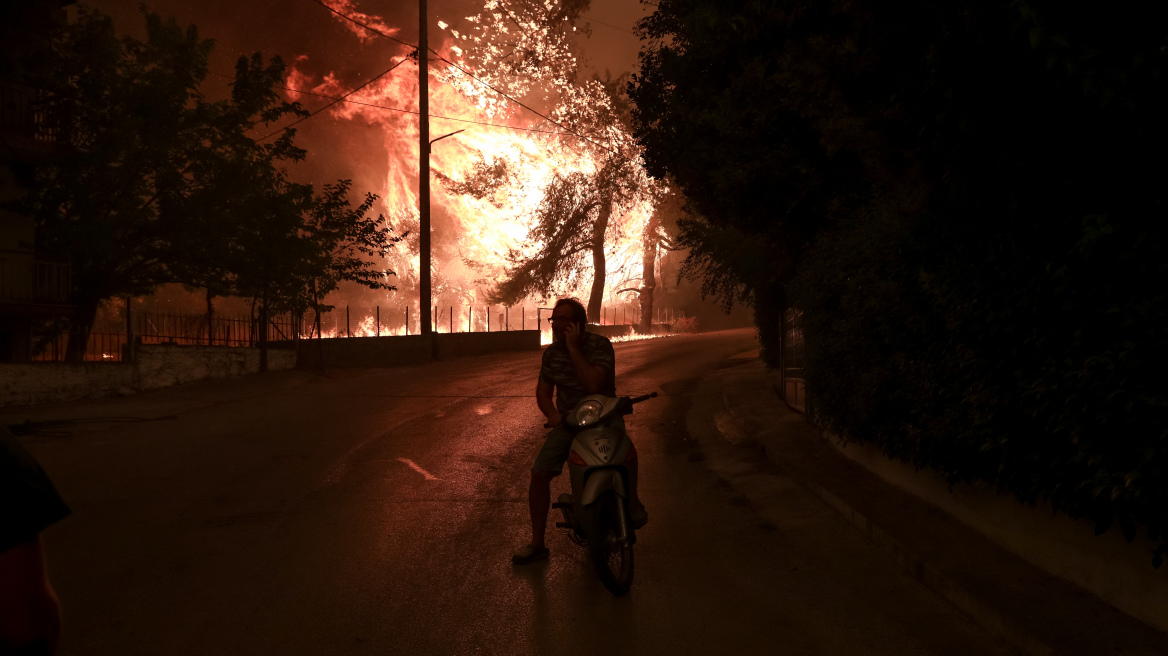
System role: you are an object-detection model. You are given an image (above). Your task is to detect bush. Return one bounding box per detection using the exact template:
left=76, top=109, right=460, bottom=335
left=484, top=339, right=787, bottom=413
left=792, top=210, right=1168, bottom=566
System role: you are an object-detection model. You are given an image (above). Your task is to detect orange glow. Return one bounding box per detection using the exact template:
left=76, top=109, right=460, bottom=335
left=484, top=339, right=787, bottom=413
left=290, top=1, right=663, bottom=331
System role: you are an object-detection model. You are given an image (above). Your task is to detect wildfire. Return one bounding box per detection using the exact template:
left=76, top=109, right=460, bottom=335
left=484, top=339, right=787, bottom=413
left=610, top=331, right=675, bottom=343
left=286, top=0, right=661, bottom=327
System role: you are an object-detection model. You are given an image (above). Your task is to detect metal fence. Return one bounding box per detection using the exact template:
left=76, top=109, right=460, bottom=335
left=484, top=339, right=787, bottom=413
left=33, top=332, right=127, bottom=362
left=132, top=311, right=279, bottom=347
left=29, top=303, right=679, bottom=362
left=31, top=311, right=295, bottom=362
left=782, top=308, right=806, bottom=413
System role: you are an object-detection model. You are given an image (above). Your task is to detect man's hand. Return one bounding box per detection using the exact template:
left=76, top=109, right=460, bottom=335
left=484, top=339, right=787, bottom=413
left=563, top=321, right=582, bottom=352
left=546, top=412, right=563, bottom=428
left=562, top=322, right=606, bottom=394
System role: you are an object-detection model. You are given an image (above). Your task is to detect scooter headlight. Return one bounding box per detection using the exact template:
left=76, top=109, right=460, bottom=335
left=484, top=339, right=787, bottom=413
left=574, top=400, right=604, bottom=427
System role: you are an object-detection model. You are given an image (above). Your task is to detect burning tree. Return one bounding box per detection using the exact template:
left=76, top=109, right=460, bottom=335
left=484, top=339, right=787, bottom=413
left=439, top=0, right=662, bottom=321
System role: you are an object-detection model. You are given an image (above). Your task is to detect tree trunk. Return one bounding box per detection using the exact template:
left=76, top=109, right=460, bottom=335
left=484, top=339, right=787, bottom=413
left=205, top=287, right=215, bottom=346
left=65, top=298, right=99, bottom=363
left=587, top=194, right=613, bottom=322
left=313, top=279, right=322, bottom=339
left=638, top=209, right=660, bottom=334
left=313, top=278, right=325, bottom=370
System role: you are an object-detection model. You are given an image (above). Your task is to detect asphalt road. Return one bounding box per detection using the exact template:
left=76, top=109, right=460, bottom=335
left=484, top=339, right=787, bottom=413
left=11, top=329, right=1008, bottom=655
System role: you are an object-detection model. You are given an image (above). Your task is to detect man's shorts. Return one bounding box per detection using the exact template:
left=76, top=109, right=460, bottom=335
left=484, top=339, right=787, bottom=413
left=532, top=417, right=625, bottom=475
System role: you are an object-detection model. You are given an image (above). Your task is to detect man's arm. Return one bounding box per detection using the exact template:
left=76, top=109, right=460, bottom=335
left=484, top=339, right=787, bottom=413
left=536, top=377, right=562, bottom=427
left=0, top=536, right=61, bottom=655
left=564, top=323, right=607, bottom=394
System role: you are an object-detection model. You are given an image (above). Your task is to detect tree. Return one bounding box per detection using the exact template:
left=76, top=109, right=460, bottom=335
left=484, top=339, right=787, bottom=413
left=299, top=180, right=403, bottom=340
left=17, top=8, right=306, bottom=360
left=170, top=53, right=311, bottom=345
left=441, top=0, right=590, bottom=112
left=629, top=0, right=1168, bottom=565
left=444, top=1, right=659, bottom=319
left=222, top=177, right=401, bottom=371
left=626, top=187, right=680, bottom=333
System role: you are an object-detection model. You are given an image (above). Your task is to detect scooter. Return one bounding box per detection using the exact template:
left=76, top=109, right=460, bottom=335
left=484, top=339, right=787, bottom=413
left=550, top=391, right=657, bottom=595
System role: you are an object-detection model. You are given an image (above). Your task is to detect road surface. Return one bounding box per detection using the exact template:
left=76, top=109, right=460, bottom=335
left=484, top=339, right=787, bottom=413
left=10, top=329, right=1007, bottom=655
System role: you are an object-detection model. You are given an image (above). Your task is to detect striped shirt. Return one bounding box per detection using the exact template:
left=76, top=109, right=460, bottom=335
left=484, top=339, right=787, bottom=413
left=539, top=331, right=617, bottom=415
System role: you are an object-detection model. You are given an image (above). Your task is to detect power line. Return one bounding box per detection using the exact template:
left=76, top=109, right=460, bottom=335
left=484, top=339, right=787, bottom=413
left=307, top=0, right=417, bottom=52
left=581, top=14, right=637, bottom=36
left=302, top=0, right=618, bottom=154
left=256, top=57, right=409, bottom=142
left=208, top=71, right=572, bottom=137
left=429, top=49, right=617, bottom=154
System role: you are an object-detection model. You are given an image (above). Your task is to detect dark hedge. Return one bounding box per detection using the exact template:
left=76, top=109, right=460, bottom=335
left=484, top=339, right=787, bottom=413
left=631, top=0, right=1168, bottom=565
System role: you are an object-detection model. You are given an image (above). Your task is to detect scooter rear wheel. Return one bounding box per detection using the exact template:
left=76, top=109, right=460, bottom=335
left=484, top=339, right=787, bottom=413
left=587, top=492, right=635, bottom=595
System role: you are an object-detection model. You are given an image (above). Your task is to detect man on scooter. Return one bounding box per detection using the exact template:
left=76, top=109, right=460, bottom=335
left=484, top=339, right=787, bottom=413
left=512, top=297, right=648, bottom=566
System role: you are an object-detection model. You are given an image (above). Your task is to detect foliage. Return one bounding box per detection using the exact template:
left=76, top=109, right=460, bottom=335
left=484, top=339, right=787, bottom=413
left=14, top=7, right=303, bottom=358
left=13, top=8, right=402, bottom=358
left=299, top=180, right=403, bottom=314
left=443, top=0, right=660, bottom=320
left=171, top=52, right=312, bottom=306
left=630, top=0, right=1168, bottom=564
left=441, top=0, right=590, bottom=112
left=485, top=170, right=604, bottom=304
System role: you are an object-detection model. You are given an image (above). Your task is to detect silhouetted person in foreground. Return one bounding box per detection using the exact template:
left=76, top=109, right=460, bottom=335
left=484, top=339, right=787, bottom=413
left=1, top=426, right=70, bottom=655
left=513, top=297, right=647, bottom=565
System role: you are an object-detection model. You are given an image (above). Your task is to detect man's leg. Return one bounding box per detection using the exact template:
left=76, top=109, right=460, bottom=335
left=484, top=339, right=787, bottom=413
left=528, top=469, right=555, bottom=549
left=514, top=427, right=570, bottom=564
left=628, top=458, right=641, bottom=509
left=626, top=442, right=647, bottom=527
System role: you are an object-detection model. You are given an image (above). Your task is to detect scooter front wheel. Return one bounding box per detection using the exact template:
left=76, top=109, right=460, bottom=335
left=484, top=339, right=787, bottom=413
left=586, top=492, right=635, bottom=595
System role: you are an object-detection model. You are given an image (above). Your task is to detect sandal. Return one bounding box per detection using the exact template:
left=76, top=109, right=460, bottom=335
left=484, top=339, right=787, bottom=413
left=630, top=504, right=649, bottom=529
left=511, top=545, right=550, bottom=565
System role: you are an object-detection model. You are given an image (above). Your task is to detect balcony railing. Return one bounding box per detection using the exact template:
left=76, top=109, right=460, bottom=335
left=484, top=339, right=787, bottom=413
left=0, top=80, right=64, bottom=144
left=0, top=258, right=71, bottom=304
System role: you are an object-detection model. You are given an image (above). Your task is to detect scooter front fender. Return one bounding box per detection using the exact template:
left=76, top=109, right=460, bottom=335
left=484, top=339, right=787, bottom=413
left=580, top=468, right=626, bottom=506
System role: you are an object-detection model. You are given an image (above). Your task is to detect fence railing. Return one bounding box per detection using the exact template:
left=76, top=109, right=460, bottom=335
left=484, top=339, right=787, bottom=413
left=29, top=303, right=680, bottom=362
left=309, top=304, right=676, bottom=337
left=132, top=311, right=265, bottom=348
left=33, top=332, right=126, bottom=362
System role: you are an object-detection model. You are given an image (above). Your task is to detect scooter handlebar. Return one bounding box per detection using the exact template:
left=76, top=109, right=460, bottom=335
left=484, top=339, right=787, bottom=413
left=629, top=392, right=658, bottom=405
left=544, top=392, right=658, bottom=428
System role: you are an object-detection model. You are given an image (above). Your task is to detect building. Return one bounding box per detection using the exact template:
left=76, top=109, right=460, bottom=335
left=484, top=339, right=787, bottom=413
left=0, top=0, right=75, bottom=362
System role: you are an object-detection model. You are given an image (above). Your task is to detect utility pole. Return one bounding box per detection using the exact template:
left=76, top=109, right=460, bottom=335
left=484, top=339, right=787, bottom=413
left=418, top=0, right=431, bottom=335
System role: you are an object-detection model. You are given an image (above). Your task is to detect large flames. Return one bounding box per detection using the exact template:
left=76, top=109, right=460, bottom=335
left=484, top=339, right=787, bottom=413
left=287, top=0, right=662, bottom=334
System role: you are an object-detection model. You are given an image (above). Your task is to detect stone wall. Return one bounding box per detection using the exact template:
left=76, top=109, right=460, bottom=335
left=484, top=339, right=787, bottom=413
left=433, top=331, right=541, bottom=360
left=0, top=344, right=296, bottom=408
left=287, top=335, right=434, bottom=369
left=282, top=330, right=541, bottom=369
